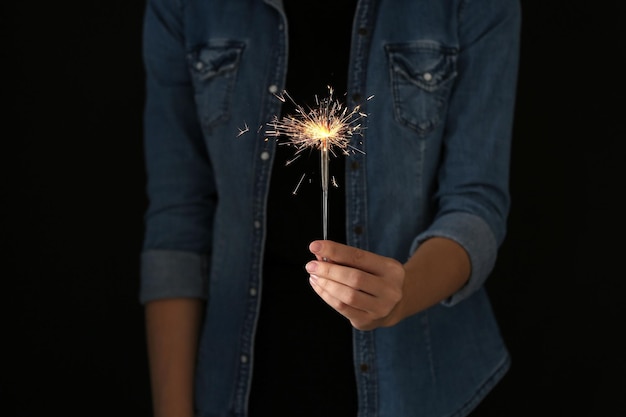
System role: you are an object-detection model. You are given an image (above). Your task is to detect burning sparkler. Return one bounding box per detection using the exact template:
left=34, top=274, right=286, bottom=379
left=266, top=86, right=370, bottom=240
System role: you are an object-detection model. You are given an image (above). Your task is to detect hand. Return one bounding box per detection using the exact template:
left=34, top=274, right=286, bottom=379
left=305, top=240, right=405, bottom=330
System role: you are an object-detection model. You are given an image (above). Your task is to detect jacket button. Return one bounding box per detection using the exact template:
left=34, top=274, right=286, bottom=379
left=359, top=363, right=369, bottom=372
left=268, top=84, right=279, bottom=94
left=240, top=355, right=249, bottom=364
left=260, top=151, right=270, bottom=161
left=350, top=161, right=360, bottom=170
left=354, top=226, right=363, bottom=235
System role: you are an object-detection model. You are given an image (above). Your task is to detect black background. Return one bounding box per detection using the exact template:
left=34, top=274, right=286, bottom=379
left=4, top=1, right=624, bottom=416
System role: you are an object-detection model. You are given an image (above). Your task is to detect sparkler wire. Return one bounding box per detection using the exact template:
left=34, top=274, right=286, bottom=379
left=320, top=144, right=329, bottom=241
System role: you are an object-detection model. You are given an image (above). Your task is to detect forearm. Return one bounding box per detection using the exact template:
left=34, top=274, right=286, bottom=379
left=395, top=237, right=470, bottom=322
left=145, top=298, right=204, bottom=417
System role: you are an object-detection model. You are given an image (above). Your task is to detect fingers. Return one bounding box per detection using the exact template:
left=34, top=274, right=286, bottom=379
left=309, top=274, right=400, bottom=331
left=309, top=240, right=398, bottom=276
left=308, top=274, right=370, bottom=313
left=305, top=259, right=376, bottom=295
left=308, top=275, right=373, bottom=329
left=306, top=261, right=401, bottom=315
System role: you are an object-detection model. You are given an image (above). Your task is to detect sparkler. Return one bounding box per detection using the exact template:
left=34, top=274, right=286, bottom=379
left=266, top=86, right=370, bottom=240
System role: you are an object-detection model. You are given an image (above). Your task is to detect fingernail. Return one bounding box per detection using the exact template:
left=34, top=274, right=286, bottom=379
left=305, top=261, right=318, bottom=272
left=310, top=241, right=322, bottom=253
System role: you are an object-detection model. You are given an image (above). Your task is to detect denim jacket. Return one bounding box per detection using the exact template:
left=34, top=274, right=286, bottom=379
left=140, top=0, right=521, bottom=416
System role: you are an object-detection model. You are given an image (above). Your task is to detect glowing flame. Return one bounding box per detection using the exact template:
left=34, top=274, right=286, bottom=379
left=266, top=86, right=367, bottom=159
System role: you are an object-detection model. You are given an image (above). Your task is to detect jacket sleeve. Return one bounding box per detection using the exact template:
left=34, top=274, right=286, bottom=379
left=139, top=0, right=215, bottom=304
left=411, top=0, right=521, bottom=305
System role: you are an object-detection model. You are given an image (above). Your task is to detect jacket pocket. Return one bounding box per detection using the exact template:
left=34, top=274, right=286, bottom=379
left=187, top=40, right=246, bottom=131
left=385, top=41, right=458, bottom=136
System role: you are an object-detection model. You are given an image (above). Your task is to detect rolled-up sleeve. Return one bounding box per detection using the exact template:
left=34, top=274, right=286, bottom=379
left=140, top=250, right=209, bottom=303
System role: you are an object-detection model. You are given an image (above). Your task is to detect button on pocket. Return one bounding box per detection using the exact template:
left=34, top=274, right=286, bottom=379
left=188, top=40, right=246, bottom=132
left=385, top=41, right=458, bottom=136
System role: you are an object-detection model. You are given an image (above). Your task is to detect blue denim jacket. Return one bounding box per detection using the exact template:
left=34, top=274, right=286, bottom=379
left=140, top=0, right=521, bottom=416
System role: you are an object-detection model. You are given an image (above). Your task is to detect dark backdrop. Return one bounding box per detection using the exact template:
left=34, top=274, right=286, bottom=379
left=4, top=1, right=624, bottom=416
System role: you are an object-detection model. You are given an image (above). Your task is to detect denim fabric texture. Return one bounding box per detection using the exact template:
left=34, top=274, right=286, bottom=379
left=140, top=0, right=521, bottom=416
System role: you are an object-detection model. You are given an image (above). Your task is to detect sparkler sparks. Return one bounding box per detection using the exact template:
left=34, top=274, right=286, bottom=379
left=266, top=86, right=371, bottom=240
left=266, top=87, right=367, bottom=158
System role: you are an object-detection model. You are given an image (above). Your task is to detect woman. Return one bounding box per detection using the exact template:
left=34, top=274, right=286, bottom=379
left=140, top=1, right=521, bottom=416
